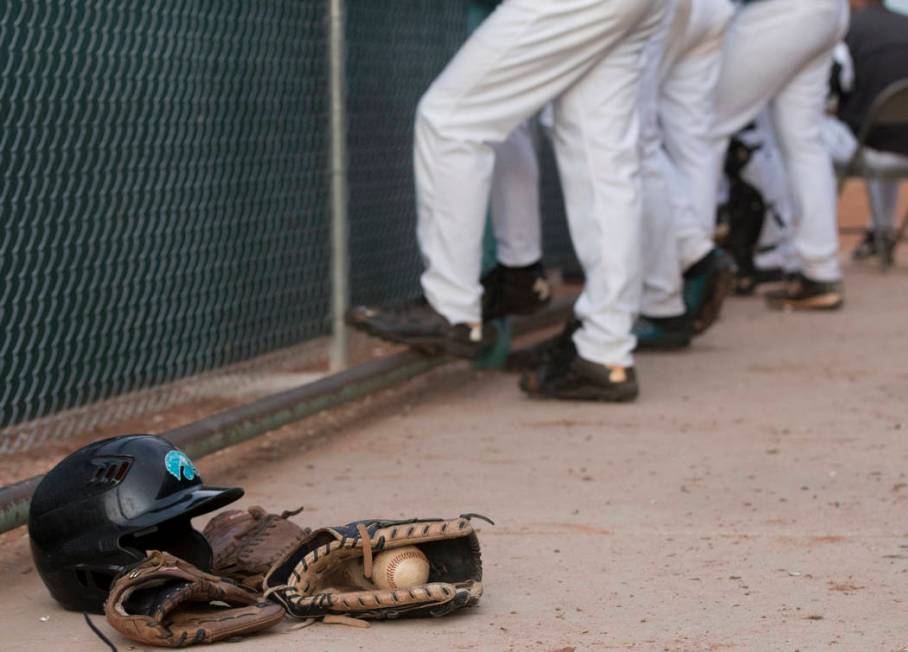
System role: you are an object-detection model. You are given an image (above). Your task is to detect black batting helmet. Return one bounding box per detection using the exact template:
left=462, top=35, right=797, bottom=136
left=28, top=434, right=243, bottom=613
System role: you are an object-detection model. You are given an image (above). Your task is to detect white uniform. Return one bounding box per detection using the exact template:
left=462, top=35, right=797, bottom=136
left=824, top=115, right=907, bottom=234
left=416, top=0, right=664, bottom=368
left=732, top=114, right=800, bottom=274
left=490, top=121, right=542, bottom=268
left=639, top=0, right=735, bottom=318
left=706, top=0, right=850, bottom=283
left=720, top=113, right=907, bottom=271
left=744, top=116, right=907, bottom=264
left=727, top=38, right=906, bottom=259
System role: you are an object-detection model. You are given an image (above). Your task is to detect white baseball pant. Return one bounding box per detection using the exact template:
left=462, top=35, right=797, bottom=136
left=823, top=116, right=907, bottom=233
left=640, top=0, right=735, bottom=318
left=734, top=114, right=800, bottom=273
left=737, top=110, right=906, bottom=268
left=707, top=0, right=850, bottom=283
left=490, top=121, right=543, bottom=268
left=416, top=0, right=664, bottom=367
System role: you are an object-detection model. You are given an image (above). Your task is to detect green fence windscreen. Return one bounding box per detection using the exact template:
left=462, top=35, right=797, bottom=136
left=346, top=2, right=467, bottom=307
left=0, top=0, right=572, bottom=453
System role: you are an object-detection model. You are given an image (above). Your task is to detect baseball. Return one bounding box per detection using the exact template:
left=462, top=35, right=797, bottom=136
left=372, top=546, right=430, bottom=590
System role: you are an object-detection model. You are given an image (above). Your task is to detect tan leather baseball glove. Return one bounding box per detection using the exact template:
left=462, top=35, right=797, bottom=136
left=203, top=506, right=309, bottom=591
left=263, top=515, right=488, bottom=622
left=104, top=551, right=284, bottom=648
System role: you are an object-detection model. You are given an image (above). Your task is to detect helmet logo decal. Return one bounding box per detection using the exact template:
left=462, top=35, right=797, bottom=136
left=164, top=450, right=198, bottom=482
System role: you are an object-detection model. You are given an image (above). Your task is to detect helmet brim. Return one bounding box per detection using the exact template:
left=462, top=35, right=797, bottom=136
left=130, top=485, right=245, bottom=530
left=183, top=486, right=246, bottom=519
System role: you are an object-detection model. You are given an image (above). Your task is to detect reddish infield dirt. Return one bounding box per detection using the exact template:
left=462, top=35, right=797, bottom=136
left=2, top=185, right=908, bottom=651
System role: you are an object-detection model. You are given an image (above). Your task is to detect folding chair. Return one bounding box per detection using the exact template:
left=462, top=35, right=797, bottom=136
left=837, top=78, right=908, bottom=271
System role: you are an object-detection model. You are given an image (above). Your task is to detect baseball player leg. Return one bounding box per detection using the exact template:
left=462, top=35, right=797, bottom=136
left=850, top=179, right=905, bottom=261
left=823, top=114, right=905, bottom=253
left=654, top=0, right=736, bottom=335
left=640, top=1, right=686, bottom=322
left=415, top=0, right=661, bottom=329
left=640, top=148, right=688, bottom=321
left=770, top=32, right=847, bottom=283
left=490, top=120, right=543, bottom=268
left=852, top=178, right=902, bottom=261
left=352, top=0, right=666, bottom=357
left=741, top=115, right=799, bottom=275
left=482, top=119, right=551, bottom=323
left=633, top=147, right=702, bottom=350
left=709, top=0, right=848, bottom=309
left=660, top=0, right=734, bottom=267
left=552, top=3, right=665, bottom=370
left=866, top=179, right=900, bottom=234
left=709, top=0, right=847, bottom=211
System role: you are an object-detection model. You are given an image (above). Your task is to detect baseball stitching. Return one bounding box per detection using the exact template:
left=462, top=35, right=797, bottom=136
left=384, top=550, right=427, bottom=589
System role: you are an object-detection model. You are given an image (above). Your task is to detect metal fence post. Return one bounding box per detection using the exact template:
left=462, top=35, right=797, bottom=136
left=328, top=0, right=350, bottom=372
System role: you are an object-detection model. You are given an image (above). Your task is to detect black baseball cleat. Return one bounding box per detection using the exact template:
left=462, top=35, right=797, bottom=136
left=633, top=314, right=692, bottom=351
left=481, top=261, right=552, bottom=322
left=505, top=319, right=580, bottom=372
left=519, top=334, right=638, bottom=403
left=734, top=266, right=784, bottom=296
left=764, top=272, right=844, bottom=311
left=683, top=248, right=736, bottom=335
left=560, top=264, right=586, bottom=286
left=852, top=229, right=897, bottom=263
left=347, top=298, right=496, bottom=359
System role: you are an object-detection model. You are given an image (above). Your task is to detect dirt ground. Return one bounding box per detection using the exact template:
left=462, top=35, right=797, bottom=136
left=0, top=180, right=897, bottom=482
left=2, top=184, right=908, bottom=651
left=3, top=261, right=908, bottom=650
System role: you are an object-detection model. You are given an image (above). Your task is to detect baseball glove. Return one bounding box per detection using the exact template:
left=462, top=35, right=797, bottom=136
left=263, top=514, right=488, bottom=622
left=203, top=506, right=309, bottom=591
left=104, top=551, right=285, bottom=648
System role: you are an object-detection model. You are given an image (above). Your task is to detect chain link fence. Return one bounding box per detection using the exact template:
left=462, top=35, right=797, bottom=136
left=0, top=0, right=574, bottom=455
left=345, top=2, right=470, bottom=307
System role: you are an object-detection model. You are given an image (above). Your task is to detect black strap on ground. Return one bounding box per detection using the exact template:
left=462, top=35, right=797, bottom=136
left=83, top=613, right=118, bottom=652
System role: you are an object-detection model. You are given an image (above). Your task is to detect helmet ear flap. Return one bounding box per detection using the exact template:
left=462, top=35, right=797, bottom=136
left=73, top=567, right=117, bottom=593
left=65, top=570, right=108, bottom=613
left=120, top=518, right=213, bottom=572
